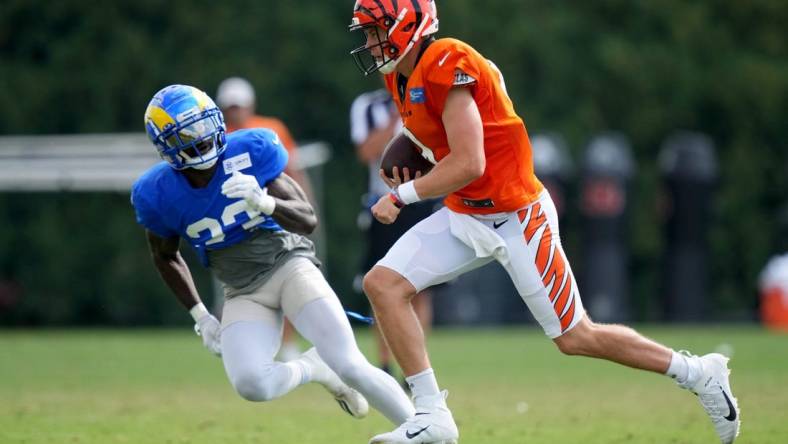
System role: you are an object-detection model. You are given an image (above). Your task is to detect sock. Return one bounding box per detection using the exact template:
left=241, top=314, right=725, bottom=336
left=667, top=351, right=704, bottom=387
left=666, top=351, right=689, bottom=383
left=405, top=368, right=440, bottom=399
left=684, top=354, right=704, bottom=387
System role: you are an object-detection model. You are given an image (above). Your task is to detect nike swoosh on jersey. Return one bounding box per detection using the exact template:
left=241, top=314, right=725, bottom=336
left=438, top=51, right=451, bottom=66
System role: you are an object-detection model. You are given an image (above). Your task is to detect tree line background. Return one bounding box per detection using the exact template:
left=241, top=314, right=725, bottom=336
left=0, top=0, right=785, bottom=325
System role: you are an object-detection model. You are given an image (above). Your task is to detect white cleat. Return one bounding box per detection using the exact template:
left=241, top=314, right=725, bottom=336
left=302, top=347, right=369, bottom=419
left=369, top=391, right=459, bottom=444
left=680, top=353, right=741, bottom=444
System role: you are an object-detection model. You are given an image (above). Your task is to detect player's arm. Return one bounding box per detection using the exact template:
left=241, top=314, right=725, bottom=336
left=146, top=230, right=221, bottom=355
left=284, top=164, right=316, bottom=205
left=371, top=87, right=484, bottom=224
left=146, top=231, right=202, bottom=310
left=221, top=171, right=317, bottom=236
left=266, top=172, right=318, bottom=235
left=402, top=87, right=485, bottom=199
left=276, top=123, right=317, bottom=205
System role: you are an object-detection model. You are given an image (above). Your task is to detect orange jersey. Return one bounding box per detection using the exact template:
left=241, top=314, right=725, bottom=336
left=385, top=38, right=543, bottom=214
left=225, top=114, right=299, bottom=172
left=226, top=115, right=298, bottom=152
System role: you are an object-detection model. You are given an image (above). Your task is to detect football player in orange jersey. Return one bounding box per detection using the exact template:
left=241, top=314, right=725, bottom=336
left=349, top=1, right=740, bottom=443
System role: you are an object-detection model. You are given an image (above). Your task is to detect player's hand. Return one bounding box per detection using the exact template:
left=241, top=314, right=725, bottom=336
left=379, top=167, right=421, bottom=188
left=194, top=314, right=222, bottom=357
left=371, top=193, right=401, bottom=224
left=221, top=171, right=276, bottom=215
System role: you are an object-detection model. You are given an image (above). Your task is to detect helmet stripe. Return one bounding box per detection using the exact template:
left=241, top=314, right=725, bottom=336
left=410, top=0, right=422, bottom=19
left=371, top=0, right=387, bottom=16
left=191, top=88, right=211, bottom=111
left=145, top=106, right=175, bottom=132
left=356, top=4, right=378, bottom=21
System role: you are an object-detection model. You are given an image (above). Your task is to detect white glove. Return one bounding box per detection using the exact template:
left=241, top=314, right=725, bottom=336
left=194, top=313, right=222, bottom=357
left=221, top=171, right=276, bottom=215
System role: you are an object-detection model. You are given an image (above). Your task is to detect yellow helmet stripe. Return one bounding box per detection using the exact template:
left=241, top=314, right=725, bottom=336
left=191, top=87, right=211, bottom=111
left=145, top=105, right=175, bottom=132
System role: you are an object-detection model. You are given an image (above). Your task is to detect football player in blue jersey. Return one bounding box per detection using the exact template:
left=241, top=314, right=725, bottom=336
left=131, top=84, right=415, bottom=426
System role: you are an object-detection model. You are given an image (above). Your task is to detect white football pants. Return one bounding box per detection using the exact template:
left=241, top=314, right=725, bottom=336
left=220, top=257, right=414, bottom=424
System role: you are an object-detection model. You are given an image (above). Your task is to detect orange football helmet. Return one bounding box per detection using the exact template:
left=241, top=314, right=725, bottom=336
left=349, top=0, right=439, bottom=75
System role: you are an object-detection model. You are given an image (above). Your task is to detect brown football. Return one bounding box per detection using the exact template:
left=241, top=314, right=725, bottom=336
left=380, top=133, right=434, bottom=181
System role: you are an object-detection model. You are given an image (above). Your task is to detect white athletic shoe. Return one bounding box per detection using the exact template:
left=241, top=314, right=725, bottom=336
left=302, top=347, right=369, bottom=419
left=369, top=391, right=459, bottom=444
left=679, top=353, right=741, bottom=444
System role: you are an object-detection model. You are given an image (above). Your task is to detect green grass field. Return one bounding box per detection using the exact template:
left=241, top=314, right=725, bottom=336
left=1, top=326, right=786, bottom=443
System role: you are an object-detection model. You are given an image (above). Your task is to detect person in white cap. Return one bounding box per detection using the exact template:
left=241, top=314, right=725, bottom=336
left=217, top=76, right=314, bottom=362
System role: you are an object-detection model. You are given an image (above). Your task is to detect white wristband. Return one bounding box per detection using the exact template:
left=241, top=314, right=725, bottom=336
left=252, top=188, right=276, bottom=215
left=189, top=302, right=210, bottom=322
left=397, top=181, right=421, bottom=205
left=258, top=193, right=276, bottom=215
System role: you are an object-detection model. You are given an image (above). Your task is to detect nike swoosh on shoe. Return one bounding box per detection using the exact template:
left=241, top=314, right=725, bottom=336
left=406, top=426, right=430, bottom=439
left=722, top=390, right=737, bottom=421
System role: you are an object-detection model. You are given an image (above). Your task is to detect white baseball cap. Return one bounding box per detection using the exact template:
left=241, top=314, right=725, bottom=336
left=216, top=77, right=255, bottom=108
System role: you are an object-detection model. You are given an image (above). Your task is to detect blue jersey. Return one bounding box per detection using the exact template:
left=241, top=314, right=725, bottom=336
left=131, top=128, right=288, bottom=265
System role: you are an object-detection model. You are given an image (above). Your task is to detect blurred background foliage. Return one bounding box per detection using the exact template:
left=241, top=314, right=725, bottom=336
left=0, top=0, right=786, bottom=325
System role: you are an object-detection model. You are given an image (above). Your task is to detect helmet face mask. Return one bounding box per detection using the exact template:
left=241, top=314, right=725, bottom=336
left=144, top=85, right=227, bottom=170
left=350, top=23, right=398, bottom=75
left=349, top=0, right=439, bottom=76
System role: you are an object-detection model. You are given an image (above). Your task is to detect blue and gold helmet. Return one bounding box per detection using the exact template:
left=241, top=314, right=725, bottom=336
left=144, top=85, right=226, bottom=170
